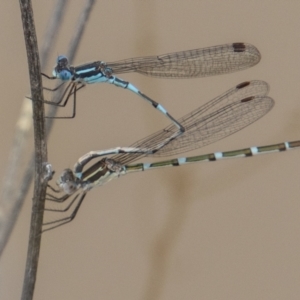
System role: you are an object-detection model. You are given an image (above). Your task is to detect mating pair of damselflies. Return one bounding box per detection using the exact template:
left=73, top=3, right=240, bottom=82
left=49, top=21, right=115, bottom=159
left=39, top=42, right=300, bottom=231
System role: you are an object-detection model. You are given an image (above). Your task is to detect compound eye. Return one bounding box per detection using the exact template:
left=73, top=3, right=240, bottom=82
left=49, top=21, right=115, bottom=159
left=57, top=55, right=68, bottom=64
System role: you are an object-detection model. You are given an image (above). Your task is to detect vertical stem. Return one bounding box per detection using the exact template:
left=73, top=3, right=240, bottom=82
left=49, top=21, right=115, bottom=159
left=18, top=0, right=48, bottom=299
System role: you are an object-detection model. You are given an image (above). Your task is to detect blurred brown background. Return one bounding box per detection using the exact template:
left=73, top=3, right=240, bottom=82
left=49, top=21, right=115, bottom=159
left=1, top=1, right=300, bottom=299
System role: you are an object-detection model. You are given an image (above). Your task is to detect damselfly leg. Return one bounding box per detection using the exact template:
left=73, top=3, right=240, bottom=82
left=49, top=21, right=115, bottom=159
left=40, top=76, right=85, bottom=118
left=44, top=192, right=86, bottom=232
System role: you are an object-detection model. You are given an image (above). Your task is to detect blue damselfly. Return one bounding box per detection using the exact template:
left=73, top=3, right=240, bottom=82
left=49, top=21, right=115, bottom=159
left=42, top=43, right=260, bottom=139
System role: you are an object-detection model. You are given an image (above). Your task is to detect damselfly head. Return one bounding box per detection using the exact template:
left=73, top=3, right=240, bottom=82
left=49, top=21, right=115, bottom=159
left=57, top=169, right=79, bottom=195
left=52, top=55, right=72, bottom=80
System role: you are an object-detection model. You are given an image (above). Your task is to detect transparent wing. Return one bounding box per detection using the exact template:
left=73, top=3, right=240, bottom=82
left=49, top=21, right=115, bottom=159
left=113, top=80, right=273, bottom=164
left=107, top=43, right=261, bottom=78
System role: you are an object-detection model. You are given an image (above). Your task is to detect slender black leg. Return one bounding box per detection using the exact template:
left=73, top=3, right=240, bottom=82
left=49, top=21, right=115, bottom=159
left=42, top=81, right=66, bottom=92
left=42, top=192, right=86, bottom=232
left=45, top=194, right=79, bottom=212
left=46, top=193, right=70, bottom=202
left=44, top=81, right=74, bottom=106
left=47, top=184, right=61, bottom=193
left=44, top=83, right=84, bottom=119
left=41, top=73, right=56, bottom=80
left=27, top=81, right=73, bottom=106
left=28, top=78, right=84, bottom=118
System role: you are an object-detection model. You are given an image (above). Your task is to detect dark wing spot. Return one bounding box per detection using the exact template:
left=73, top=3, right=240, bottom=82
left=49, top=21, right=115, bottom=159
left=232, top=43, right=246, bottom=52
left=241, top=96, right=255, bottom=103
left=236, top=81, right=251, bottom=89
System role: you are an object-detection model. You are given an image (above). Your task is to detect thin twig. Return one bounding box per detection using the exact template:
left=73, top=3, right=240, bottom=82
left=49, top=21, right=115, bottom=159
left=0, top=0, right=69, bottom=257
left=18, top=0, right=48, bottom=299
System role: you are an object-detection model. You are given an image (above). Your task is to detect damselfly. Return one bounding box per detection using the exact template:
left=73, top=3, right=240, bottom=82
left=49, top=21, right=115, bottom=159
left=42, top=43, right=260, bottom=138
left=43, top=80, right=286, bottom=232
